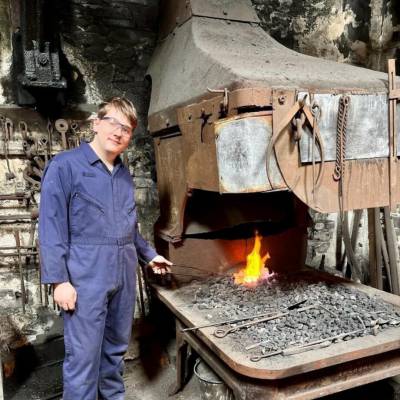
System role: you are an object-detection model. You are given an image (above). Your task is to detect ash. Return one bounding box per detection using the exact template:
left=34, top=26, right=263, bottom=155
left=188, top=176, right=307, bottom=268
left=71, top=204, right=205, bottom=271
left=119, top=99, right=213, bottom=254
left=179, top=274, right=400, bottom=355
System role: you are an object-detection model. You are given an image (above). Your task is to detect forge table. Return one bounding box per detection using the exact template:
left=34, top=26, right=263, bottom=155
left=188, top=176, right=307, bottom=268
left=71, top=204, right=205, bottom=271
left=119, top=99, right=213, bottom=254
left=152, top=271, right=400, bottom=399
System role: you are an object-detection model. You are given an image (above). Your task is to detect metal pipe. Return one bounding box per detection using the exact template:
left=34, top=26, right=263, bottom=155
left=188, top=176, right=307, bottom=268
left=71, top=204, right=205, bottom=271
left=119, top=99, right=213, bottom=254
left=0, top=251, right=38, bottom=257
left=14, top=231, right=26, bottom=314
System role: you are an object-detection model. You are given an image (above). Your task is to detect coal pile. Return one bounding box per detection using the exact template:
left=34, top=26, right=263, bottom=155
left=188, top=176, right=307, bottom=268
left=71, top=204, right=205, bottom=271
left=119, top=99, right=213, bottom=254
left=178, top=274, right=400, bottom=357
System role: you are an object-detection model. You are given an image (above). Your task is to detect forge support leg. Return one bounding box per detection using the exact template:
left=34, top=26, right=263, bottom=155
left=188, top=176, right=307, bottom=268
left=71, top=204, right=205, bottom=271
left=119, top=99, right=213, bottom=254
left=169, top=319, right=189, bottom=396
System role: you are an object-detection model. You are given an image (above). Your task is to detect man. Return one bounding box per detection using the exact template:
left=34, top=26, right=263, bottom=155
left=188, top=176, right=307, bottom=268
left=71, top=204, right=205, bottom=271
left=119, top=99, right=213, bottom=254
left=39, top=97, right=171, bottom=400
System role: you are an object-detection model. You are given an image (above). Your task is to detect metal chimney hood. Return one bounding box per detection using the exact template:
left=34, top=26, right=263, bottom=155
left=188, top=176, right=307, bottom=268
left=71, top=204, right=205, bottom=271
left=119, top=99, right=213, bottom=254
left=147, top=0, right=400, bottom=241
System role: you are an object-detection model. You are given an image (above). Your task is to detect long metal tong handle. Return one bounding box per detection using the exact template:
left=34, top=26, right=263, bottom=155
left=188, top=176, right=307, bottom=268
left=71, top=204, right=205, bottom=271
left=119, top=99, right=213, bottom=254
left=213, top=312, right=289, bottom=338
left=213, top=304, right=315, bottom=338
left=249, top=328, right=362, bottom=362
left=250, top=340, right=332, bottom=362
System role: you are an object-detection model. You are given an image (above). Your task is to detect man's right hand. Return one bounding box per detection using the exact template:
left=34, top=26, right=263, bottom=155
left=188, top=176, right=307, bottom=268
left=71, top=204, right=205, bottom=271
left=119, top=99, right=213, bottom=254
left=53, top=282, right=77, bottom=311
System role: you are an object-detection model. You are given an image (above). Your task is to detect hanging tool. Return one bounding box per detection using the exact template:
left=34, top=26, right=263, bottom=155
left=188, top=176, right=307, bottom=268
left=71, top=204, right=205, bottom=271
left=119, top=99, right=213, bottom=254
left=2, top=118, right=16, bottom=180
left=19, top=120, right=29, bottom=140
left=266, top=96, right=325, bottom=191
left=55, top=119, right=69, bottom=149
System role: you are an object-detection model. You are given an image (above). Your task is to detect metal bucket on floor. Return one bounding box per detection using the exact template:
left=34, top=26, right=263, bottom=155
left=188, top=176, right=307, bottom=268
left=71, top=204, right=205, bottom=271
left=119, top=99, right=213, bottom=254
left=194, top=359, right=234, bottom=400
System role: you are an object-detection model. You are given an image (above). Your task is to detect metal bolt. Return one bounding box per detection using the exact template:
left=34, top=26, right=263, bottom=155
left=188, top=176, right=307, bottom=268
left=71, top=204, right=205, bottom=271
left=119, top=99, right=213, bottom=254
left=278, top=95, right=286, bottom=105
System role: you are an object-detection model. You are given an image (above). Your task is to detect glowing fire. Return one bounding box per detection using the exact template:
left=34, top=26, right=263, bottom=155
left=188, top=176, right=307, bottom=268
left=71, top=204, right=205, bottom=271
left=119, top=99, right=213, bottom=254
left=234, top=232, right=270, bottom=285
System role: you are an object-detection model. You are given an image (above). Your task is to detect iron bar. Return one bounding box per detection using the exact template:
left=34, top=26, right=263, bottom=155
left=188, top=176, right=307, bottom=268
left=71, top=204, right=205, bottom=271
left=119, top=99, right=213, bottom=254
left=214, top=304, right=317, bottom=338
left=181, top=310, right=279, bottom=332
left=0, top=251, right=38, bottom=257
left=14, top=230, right=26, bottom=313
left=249, top=329, right=364, bottom=360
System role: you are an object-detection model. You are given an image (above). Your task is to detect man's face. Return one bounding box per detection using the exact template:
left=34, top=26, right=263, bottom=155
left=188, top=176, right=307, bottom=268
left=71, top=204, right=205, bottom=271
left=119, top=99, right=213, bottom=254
left=92, top=106, right=134, bottom=157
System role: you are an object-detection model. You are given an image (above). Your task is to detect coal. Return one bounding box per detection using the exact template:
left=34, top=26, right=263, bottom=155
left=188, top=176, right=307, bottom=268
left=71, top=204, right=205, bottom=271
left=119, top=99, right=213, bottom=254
left=178, top=273, right=400, bottom=357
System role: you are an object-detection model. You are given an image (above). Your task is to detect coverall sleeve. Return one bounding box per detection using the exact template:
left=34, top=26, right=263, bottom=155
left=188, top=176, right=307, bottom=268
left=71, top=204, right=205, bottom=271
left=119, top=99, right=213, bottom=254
left=39, top=159, right=72, bottom=284
left=134, top=221, right=158, bottom=264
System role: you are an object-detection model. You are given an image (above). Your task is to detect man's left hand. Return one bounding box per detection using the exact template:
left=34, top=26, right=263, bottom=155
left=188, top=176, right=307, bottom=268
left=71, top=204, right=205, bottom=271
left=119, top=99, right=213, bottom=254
left=148, top=255, right=172, bottom=275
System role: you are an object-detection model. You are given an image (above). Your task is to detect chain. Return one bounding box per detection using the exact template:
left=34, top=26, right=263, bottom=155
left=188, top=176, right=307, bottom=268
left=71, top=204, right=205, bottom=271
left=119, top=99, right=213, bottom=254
left=311, top=101, right=321, bottom=204
left=333, top=95, right=350, bottom=183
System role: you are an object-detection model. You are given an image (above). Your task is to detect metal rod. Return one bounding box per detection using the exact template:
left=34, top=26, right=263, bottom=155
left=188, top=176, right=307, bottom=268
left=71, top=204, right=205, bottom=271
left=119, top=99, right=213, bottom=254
left=384, top=206, right=400, bottom=295
left=14, top=230, right=26, bottom=314
left=172, top=263, right=223, bottom=273
left=172, top=272, right=217, bottom=278
left=374, top=208, right=383, bottom=289
left=214, top=304, right=317, bottom=338
left=379, top=213, right=392, bottom=292
left=35, top=239, right=43, bottom=306
left=182, top=299, right=308, bottom=333
left=44, top=283, right=49, bottom=307
left=137, top=262, right=146, bottom=318
left=181, top=310, right=279, bottom=332
left=249, top=329, right=363, bottom=358
left=0, top=251, right=38, bottom=257
left=0, top=245, right=37, bottom=250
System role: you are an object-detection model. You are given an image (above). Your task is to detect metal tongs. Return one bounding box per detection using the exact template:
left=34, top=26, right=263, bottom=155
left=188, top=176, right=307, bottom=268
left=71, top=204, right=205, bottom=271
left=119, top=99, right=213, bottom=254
left=213, top=301, right=315, bottom=338
left=250, top=329, right=363, bottom=362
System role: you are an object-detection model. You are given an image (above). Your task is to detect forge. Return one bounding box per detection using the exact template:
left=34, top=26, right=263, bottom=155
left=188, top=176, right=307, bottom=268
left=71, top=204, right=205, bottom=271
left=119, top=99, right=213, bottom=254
left=146, top=0, right=400, bottom=398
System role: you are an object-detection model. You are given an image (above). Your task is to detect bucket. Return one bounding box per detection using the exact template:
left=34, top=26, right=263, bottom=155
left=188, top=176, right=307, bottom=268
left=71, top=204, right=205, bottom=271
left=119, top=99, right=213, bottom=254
left=194, top=358, right=234, bottom=400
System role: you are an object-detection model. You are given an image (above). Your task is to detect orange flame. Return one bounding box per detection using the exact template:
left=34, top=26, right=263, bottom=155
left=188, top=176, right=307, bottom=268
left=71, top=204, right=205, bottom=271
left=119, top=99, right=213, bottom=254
left=234, top=231, right=270, bottom=285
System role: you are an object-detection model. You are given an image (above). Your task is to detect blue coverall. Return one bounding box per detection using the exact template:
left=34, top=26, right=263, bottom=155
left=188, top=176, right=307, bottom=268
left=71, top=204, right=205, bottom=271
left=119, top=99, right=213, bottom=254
left=39, top=142, right=157, bottom=400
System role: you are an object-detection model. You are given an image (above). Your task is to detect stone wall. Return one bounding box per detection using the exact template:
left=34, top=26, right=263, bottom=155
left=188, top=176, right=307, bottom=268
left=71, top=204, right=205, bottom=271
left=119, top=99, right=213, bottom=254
left=0, top=0, right=161, bottom=350
left=252, top=0, right=400, bottom=72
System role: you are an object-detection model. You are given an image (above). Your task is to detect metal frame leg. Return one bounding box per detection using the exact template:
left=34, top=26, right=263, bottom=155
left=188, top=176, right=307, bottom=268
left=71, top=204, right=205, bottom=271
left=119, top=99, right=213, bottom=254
left=169, top=319, right=189, bottom=396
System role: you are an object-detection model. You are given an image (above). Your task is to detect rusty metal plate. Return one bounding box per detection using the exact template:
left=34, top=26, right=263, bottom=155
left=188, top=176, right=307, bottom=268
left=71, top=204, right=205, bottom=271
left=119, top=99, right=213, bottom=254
left=153, top=133, right=189, bottom=242
left=215, top=115, right=285, bottom=193
left=154, top=270, right=400, bottom=380
left=298, top=93, right=400, bottom=162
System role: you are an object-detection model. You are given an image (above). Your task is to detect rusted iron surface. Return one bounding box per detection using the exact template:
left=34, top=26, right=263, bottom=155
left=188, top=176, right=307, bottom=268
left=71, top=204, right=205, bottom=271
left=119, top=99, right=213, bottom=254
left=158, top=0, right=192, bottom=40
left=153, top=269, right=400, bottom=380
left=269, top=89, right=400, bottom=212
left=177, top=95, right=222, bottom=192
left=228, top=88, right=272, bottom=113
left=153, top=131, right=188, bottom=242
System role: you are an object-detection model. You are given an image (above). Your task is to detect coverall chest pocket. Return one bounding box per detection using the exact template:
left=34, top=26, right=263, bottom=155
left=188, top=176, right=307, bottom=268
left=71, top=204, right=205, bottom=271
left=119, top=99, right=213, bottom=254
left=70, top=191, right=105, bottom=236
left=124, top=204, right=137, bottom=234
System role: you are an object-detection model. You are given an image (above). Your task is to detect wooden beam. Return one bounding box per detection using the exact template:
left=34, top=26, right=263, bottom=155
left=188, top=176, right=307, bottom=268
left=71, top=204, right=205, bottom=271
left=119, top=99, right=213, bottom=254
left=388, top=59, right=398, bottom=211
left=389, top=88, right=400, bottom=100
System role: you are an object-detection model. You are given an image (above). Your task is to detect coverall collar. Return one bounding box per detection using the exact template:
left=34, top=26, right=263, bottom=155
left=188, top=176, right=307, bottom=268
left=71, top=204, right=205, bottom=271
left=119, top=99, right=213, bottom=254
left=80, top=141, right=122, bottom=168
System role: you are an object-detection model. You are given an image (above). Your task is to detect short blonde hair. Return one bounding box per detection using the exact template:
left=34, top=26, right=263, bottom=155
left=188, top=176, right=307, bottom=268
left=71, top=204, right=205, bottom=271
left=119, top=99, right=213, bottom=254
left=97, top=96, right=138, bottom=129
